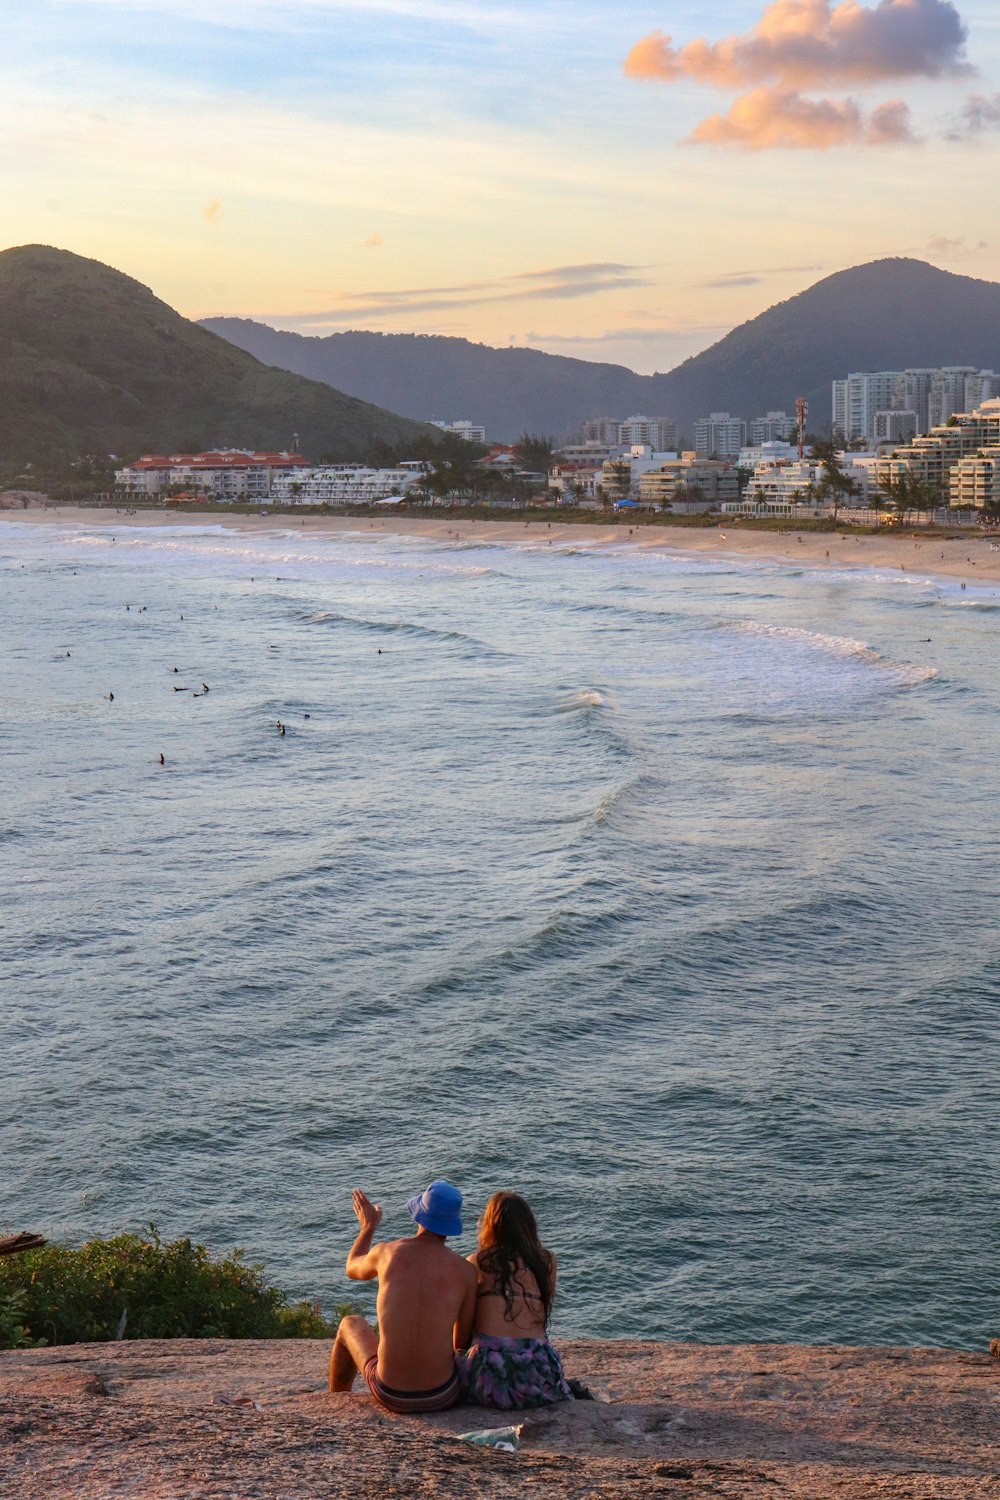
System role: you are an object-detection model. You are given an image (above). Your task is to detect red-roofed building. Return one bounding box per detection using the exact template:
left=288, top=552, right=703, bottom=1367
left=115, top=449, right=306, bottom=501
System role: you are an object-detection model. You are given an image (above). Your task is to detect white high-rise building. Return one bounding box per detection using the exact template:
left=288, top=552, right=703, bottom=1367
left=928, top=368, right=978, bottom=428
left=431, top=419, right=487, bottom=443
left=693, top=412, right=747, bottom=459
left=874, top=410, right=918, bottom=444
left=964, top=370, right=1000, bottom=411
left=616, top=414, right=677, bottom=449
left=751, top=411, right=795, bottom=444
left=832, top=372, right=901, bottom=441
left=893, top=369, right=936, bottom=435
left=581, top=417, right=621, bottom=445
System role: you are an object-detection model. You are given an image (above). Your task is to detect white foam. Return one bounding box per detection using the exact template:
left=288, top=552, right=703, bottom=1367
left=722, top=619, right=937, bottom=686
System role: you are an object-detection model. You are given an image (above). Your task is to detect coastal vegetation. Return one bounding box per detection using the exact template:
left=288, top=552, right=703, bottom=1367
left=0, top=1228, right=346, bottom=1348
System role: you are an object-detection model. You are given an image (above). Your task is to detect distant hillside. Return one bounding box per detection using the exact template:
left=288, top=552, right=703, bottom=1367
left=198, top=323, right=654, bottom=444
left=652, top=258, right=1000, bottom=431
left=203, top=259, right=1000, bottom=439
left=0, top=246, right=435, bottom=465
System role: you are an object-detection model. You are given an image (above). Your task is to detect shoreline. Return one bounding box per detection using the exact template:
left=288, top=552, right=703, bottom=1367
left=4, top=499, right=1000, bottom=587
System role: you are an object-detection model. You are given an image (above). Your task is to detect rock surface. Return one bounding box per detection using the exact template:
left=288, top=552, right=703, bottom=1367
left=1, top=1339, right=996, bottom=1498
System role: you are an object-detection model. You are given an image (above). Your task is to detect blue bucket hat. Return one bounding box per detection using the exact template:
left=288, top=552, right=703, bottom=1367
left=406, top=1179, right=463, bottom=1237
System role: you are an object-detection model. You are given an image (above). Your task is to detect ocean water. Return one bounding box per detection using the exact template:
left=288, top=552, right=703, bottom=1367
left=1, top=516, right=998, bottom=1350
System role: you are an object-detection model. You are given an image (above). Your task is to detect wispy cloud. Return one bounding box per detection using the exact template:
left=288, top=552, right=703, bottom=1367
left=625, top=0, right=970, bottom=150
left=946, top=91, right=1000, bottom=138
left=924, top=233, right=990, bottom=254
left=528, top=323, right=728, bottom=346
left=700, top=273, right=763, bottom=288
left=83, top=0, right=535, bottom=26
left=268, top=263, right=649, bottom=327
left=702, top=262, right=827, bottom=285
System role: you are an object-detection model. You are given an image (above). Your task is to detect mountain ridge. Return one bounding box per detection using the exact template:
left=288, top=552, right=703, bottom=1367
left=202, top=258, right=1000, bottom=441
left=0, top=245, right=435, bottom=465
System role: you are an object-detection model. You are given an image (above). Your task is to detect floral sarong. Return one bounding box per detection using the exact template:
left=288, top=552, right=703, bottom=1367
left=455, top=1334, right=572, bottom=1409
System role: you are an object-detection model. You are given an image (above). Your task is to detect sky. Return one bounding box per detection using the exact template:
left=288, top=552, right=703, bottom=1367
left=3, top=0, right=1000, bottom=372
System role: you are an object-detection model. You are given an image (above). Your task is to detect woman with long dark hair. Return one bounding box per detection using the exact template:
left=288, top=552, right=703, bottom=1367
left=455, top=1191, right=572, bottom=1408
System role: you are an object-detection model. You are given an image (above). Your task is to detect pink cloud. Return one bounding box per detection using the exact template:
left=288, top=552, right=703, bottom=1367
left=688, top=86, right=916, bottom=149
left=626, top=0, right=960, bottom=149
left=625, top=0, right=969, bottom=91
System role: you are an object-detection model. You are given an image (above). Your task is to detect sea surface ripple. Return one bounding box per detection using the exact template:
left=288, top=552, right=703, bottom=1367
left=1, top=518, right=998, bottom=1349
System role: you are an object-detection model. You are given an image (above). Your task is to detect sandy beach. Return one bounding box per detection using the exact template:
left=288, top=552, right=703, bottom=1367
left=4, top=499, right=1000, bottom=588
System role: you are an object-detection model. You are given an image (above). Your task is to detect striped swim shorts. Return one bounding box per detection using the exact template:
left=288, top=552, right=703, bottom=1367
left=362, top=1356, right=462, bottom=1414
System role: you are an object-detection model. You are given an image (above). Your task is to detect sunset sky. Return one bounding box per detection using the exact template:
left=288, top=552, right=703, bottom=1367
left=5, top=0, right=1000, bottom=371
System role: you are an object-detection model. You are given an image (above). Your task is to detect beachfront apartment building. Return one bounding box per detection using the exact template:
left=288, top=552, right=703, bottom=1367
left=693, top=413, right=747, bottom=460
left=601, top=444, right=680, bottom=500
left=638, top=454, right=739, bottom=509
left=737, top=440, right=799, bottom=470
left=724, top=459, right=827, bottom=516
left=269, top=464, right=422, bottom=504
left=949, top=446, right=1000, bottom=509
left=875, top=398, right=1000, bottom=506
left=115, top=450, right=305, bottom=500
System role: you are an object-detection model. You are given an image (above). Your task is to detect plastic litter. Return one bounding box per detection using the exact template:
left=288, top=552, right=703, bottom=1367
left=455, top=1424, right=522, bottom=1451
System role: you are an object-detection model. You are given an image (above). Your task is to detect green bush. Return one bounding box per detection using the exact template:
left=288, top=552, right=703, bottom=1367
left=0, top=1228, right=345, bottom=1347
left=0, top=1290, right=44, bottom=1349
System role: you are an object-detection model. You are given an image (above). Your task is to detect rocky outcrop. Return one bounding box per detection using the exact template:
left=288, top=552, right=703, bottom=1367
left=1, top=1339, right=996, bottom=1498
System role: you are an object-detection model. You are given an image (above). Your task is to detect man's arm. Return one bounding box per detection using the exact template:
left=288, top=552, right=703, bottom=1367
left=453, top=1261, right=478, bottom=1351
left=345, top=1188, right=385, bottom=1281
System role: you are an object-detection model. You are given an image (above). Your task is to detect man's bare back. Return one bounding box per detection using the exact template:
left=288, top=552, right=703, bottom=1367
left=370, top=1231, right=476, bottom=1387
left=329, top=1183, right=477, bottom=1405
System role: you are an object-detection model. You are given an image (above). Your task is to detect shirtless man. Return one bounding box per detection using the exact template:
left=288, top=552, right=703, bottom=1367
left=329, top=1180, right=478, bottom=1413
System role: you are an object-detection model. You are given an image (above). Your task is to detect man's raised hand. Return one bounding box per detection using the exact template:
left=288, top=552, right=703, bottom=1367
left=353, top=1188, right=383, bottom=1233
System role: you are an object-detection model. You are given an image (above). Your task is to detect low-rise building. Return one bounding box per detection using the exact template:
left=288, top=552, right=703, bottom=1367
left=548, top=463, right=603, bottom=501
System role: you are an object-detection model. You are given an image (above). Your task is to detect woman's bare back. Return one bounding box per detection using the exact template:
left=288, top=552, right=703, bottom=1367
left=469, top=1249, right=555, bottom=1339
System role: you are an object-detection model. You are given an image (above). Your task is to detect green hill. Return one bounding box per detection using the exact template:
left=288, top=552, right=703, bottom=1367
left=0, top=245, right=435, bottom=464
